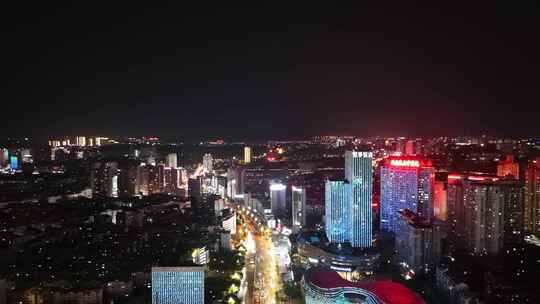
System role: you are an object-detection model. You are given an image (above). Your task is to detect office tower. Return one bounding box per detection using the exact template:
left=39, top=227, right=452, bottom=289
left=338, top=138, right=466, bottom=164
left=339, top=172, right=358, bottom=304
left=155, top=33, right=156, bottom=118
left=325, top=179, right=351, bottom=244
left=203, top=153, right=213, bottom=173
left=75, top=136, right=86, bottom=147
left=380, top=156, right=434, bottom=233
left=447, top=175, right=505, bottom=255
left=151, top=267, right=204, bottom=304
left=166, top=153, right=178, bottom=168
left=395, top=209, right=434, bottom=274
left=524, top=157, right=540, bottom=235
left=497, top=155, right=519, bottom=179
left=91, top=161, right=119, bottom=198
left=345, top=150, right=373, bottom=248
left=244, top=146, right=252, bottom=163
left=270, top=183, right=287, bottom=217
left=292, top=186, right=307, bottom=232
left=405, top=140, right=416, bottom=155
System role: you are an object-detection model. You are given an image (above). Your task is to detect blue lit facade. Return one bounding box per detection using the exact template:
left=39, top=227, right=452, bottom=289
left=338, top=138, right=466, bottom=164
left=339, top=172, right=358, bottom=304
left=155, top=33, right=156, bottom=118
left=345, top=151, right=373, bottom=248
left=325, top=179, right=351, bottom=244
left=151, top=267, right=204, bottom=304
left=380, top=158, right=434, bottom=233
left=10, top=156, right=18, bottom=171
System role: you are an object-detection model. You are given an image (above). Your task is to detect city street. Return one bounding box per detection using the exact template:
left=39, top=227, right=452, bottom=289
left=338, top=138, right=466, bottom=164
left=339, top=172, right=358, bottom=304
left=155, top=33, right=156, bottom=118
left=232, top=203, right=282, bottom=304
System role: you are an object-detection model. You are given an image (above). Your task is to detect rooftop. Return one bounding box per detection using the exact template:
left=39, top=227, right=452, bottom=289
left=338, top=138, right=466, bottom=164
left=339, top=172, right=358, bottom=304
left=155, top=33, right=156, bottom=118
left=306, top=268, right=425, bottom=304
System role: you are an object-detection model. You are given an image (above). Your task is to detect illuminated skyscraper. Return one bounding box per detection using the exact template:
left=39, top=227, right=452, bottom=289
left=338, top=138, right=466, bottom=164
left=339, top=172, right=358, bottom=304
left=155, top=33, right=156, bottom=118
left=524, top=157, right=540, bottom=235
left=203, top=153, right=213, bottom=173
left=325, top=179, right=351, bottom=244
left=380, top=156, right=434, bottom=233
left=270, top=183, right=287, bottom=217
left=10, top=156, right=18, bottom=171
left=244, top=146, right=252, bottom=163
left=151, top=267, right=204, bottom=304
left=292, top=186, right=306, bottom=232
left=166, top=153, right=178, bottom=168
left=345, top=150, right=373, bottom=248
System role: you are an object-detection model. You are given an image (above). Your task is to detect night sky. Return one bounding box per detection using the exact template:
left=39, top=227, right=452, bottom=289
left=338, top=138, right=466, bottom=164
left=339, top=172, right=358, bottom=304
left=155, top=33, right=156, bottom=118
left=2, top=2, right=539, bottom=141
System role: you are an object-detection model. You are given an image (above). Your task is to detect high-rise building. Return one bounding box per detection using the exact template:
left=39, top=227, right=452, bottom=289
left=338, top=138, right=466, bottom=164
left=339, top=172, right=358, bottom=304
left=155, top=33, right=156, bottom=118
left=118, top=162, right=139, bottom=197
left=433, top=178, right=447, bottom=221
left=270, top=183, right=287, bottom=217
left=292, top=186, right=307, bottom=232
left=222, top=213, right=237, bottom=235
left=380, top=156, right=434, bottom=233
left=395, top=209, right=435, bottom=274
left=20, top=148, right=32, bottom=164
left=497, top=155, right=519, bottom=179
left=188, top=178, right=202, bottom=203
left=345, top=150, right=373, bottom=248
left=203, top=153, right=213, bottom=173
left=447, top=174, right=509, bottom=256
left=95, top=137, right=108, bottom=146
left=151, top=267, right=204, bottom=304
left=137, top=164, right=149, bottom=196
left=147, top=165, right=163, bottom=195
left=325, top=179, right=351, bottom=244
left=227, top=166, right=245, bottom=197
left=91, top=161, right=119, bottom=198
left=166, top=153, right=178, bottom=168
left=524, top=157, right=540, bottom=235
left=163, top=167, right=182, bottom=194
left=0, top=148, right=8, bottom=167
left=244, top=146, right=252, bottom=163
left=75, top=136, right=86, bottom=147
left=500, top=179, right=524, bottom=248
left=10, top=156, right=18, bottom=171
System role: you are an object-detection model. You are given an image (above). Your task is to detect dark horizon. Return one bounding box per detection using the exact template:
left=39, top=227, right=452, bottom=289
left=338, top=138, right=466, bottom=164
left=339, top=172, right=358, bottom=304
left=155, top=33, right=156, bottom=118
left=2, top=2, right=540, bottom=140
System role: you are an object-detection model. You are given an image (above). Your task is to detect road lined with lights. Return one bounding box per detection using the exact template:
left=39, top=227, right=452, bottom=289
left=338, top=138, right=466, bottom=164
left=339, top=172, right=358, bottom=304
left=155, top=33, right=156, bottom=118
left=231, top=201, right=281, bottom=304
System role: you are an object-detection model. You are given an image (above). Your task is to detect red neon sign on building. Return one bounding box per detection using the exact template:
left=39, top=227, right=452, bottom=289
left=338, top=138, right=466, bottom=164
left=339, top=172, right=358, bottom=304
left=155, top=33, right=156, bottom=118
left=389, top=159, right=420, bottom=168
